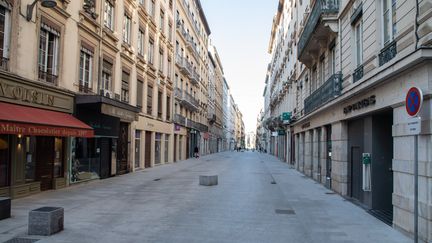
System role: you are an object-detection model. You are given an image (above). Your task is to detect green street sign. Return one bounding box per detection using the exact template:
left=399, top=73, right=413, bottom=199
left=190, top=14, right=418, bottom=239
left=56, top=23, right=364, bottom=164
left=362, top=153, right=371, bottom=165
left=278, top=130, right=286, bottom=135
left=282, top=112, right=292, bottom=124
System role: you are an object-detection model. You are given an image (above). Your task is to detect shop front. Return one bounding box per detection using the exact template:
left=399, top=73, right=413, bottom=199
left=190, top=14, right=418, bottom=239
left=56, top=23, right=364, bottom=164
left=0, top=75, right=93, bottom=198
left=173, top=124, right=187, bottom=162
left=75, top=95, right=139, bottom=180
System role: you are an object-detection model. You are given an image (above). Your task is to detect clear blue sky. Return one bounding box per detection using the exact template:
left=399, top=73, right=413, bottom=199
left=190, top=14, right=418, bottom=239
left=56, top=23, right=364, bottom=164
left=201, top=0, right=278, bottom=133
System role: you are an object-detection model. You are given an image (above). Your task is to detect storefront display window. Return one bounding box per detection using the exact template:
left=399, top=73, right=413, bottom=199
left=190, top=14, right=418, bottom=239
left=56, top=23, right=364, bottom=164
left=135, top=131, right=141, bottom=168
left=24, top=136, right=36, bottom=182
left=0, top=135, right=10, bottom=187
left=72, top=138, right=101, bottom=182
left=53, top=138, right=63, bottom=178
left=155, top=133, right=161, bottom=165
left=165, top=134, right=169, bottom=163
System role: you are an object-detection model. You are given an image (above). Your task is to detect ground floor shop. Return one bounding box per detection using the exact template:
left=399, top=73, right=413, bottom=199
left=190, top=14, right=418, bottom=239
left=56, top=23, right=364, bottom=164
left=75, top=95, right=139, bottom=181
left=291, top=63, right=432, bottom=241
left=0, top=75, right=93, bottom=198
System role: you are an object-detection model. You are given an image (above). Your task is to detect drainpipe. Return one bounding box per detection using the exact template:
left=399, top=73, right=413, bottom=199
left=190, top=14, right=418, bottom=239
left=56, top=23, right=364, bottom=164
left=415, top=0, right=419, bottom=50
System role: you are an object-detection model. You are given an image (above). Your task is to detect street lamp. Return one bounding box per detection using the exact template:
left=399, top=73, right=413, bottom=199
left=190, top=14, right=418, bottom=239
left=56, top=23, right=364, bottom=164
left=26, top=0, right=57, bottom=21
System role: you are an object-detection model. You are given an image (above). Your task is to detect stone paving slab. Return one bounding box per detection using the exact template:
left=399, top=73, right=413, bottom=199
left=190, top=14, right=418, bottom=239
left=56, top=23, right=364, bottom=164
left=0, top=152, right=411, bottom=243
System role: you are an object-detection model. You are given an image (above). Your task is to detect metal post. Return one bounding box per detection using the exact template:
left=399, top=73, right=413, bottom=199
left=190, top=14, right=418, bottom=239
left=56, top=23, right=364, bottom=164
left=414, top=134, right=418, bottom=243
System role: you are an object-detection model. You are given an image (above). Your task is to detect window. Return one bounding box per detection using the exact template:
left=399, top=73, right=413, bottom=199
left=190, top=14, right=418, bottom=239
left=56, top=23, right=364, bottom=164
left=135, top=130, right=141, bottom=168
left=355, top=20, right=363, bottom=67
left=79, top=46, right=93, bottom=92
left=160, top=10, right=165, bottom=33
left=137, top=79, right=143, bottom=109
left=0, top=4, right=11, bottom=69
left=319, top=55, right=325, bottom=85
left=167, top=58, right=172, bottom=77
left=157, top=90, right=163, bottom=119
left=148, top=38, right=154, bottom=64
left=147, top=84, right=153, bottom=115
left=329, top=45, right=336, bottom=75
left=0, top=135, right=9, bottom=187
left=123, top=13, right=131, bottom=44
left=382, top=0, right=396, bottom=45
left=164, top=134, right=169, bottom=163
left=102, top=59, right=112, bottom=92
left=168, top=22, right=173, bottom=41
left=149, top=0, right=155, bottom=17
left=38, top=23, right=60, bottom=84
left=159, top=49, right=164, bottom=72
left=83, top=0, right=96, bottom=17
left=311, top=66, right=317, bottom=92
left=121, top=70, right=129, bottom=103
left=166, top=95, right=171, bottom=120
left=138, top=28, right=144, bottom=57
left=104, top=0, right=114, bottom=30
left=155, top=133, right=161, bottom=164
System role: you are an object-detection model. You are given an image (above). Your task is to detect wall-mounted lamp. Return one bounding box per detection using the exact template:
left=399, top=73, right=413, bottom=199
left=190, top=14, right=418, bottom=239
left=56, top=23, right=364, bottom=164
left=26, top=0, right=57, bottom=21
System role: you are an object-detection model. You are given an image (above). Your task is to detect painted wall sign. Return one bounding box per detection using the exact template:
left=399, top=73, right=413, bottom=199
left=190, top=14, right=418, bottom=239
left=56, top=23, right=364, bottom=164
left=405, top=87, right=423, bottom=117
left=343, top=95, right=376, bottom=114
left=0, top=122, right=94, bottom=137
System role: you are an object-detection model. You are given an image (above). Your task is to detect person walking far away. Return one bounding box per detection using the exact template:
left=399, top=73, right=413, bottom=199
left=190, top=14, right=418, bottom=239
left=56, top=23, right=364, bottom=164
left=194, top=146, right=199, bottom=158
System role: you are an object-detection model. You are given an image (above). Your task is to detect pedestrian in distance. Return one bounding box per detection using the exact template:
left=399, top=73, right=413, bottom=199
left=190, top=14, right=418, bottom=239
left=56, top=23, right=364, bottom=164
left=194, top=146, right=199, bottom=158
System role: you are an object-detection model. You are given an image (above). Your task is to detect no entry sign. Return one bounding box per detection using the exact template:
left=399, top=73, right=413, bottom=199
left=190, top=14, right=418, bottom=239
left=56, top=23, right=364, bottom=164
left=406, top=87, right=423, bottom=117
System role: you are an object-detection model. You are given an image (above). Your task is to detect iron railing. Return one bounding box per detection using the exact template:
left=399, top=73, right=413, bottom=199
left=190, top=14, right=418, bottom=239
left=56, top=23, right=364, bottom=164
left=38, top=70, right=58, bottom=85
left=353, top=65, right=363, bottom=83
left=304, top=73, right=342, bottom=114
left=379, top=41, right=397, bottom=66
left=173, top=114, right=186, bottom=126
left=173, top=114, right=208, bottom=132
left=0, top=57, right=9, bottom=71
left=298, top=0, right=340, bottom=58
left=190, top=68, right=200, bottom=85
left=174, top=87, right=199, bottom=110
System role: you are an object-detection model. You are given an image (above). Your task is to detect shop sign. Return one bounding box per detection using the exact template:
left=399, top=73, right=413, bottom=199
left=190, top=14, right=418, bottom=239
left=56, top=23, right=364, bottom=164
left=271, top=131, right=278, bottom=137
left=282, top=112, right=292, bottom=124
left=0, top=122, right=94, bottom=137
left=278, top=130, right=286, bottom=135
left=101, top=104, right=138, bottom=122
left=343, top=95, right=376, bottom=114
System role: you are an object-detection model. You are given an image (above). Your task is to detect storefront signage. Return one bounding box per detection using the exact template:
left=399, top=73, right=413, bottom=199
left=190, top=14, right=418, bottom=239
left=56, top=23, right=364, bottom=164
left=282, top=112, right=292, bottom=125
left=101, top=104, right=138, bottom=122
left=343, top=95, right=376, bottom=114
left=0, top=80, right=55, bottom=106
left=271, top=131, right=278, bottom=137
left=0, top=122, right=94, bottom=137
left=278, top=130, right=286, bottom=135
left=405, top=87, right=423, bottom=117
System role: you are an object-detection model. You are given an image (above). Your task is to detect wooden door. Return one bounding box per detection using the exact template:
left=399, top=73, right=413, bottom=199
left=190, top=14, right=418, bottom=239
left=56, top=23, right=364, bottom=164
left=36, top=137, right=54, bottom=191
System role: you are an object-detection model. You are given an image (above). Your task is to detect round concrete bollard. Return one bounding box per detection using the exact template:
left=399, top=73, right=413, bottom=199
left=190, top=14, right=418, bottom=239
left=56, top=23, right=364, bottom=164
left=199, top=175, right=218, bottom=186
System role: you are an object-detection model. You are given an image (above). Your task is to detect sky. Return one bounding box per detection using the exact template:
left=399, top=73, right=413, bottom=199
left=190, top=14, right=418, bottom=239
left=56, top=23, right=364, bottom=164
left=200, top=0, right=278, bottom=133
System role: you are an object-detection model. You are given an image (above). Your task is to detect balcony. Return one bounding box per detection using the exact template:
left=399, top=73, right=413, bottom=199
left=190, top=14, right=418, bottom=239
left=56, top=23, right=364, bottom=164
left=174, top=87, right=199, bottom=111
left=304, top=73, right=342, bottom=114
left=173, top=114, right=208, bottom=132
left=298, top=0, right=340, bottom=67
left=353, top=65, right=363, bottom=83
left=175, top=55, right=193, bottom=78
left=190, top=69, right=200, bottom=85
left=38, top=70, right=58, bottom=85
left=173, top=114, right=186, bottom=126
left=379, top=41, right=397, bottom=66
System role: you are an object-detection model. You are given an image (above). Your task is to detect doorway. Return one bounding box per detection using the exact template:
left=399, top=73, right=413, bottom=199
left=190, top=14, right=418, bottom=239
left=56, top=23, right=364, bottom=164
left=145, top=131, right=152, bottom=168
left=99, top=138, right=111, bottom=179
left=325, top=125, right=332, bottom=189
left=36, top=137, right=55, bottom=191
left=116, top=122, right=129, bottom=175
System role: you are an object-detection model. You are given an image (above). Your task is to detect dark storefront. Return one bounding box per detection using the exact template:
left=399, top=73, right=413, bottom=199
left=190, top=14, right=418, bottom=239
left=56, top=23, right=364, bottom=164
left=74, top=95, right=139, bottom=182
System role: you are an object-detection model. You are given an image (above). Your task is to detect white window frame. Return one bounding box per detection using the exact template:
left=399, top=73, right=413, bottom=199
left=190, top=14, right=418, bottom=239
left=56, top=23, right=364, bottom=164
left=39, top=24, right=60, bottom=76
left=138, top=29, right=144, bottom=56
left=354, top=19, right=363, bottom=67
left=123, top=13, right=131, bottom=44
left=148, top=39, right=154, bottom=64
left=79, top=47, right=93, bottom=89
left=102, top=60, right=112, bottom=91
left=381, top=0, right=396, bottom=46
left=104, top=0, right=114, bottom=30
left=0, top=4, right=11, bottom=59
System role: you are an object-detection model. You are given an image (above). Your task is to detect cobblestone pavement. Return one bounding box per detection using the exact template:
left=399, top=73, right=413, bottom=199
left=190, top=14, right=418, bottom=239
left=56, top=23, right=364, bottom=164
left=0, top=152, right=411, bottom=243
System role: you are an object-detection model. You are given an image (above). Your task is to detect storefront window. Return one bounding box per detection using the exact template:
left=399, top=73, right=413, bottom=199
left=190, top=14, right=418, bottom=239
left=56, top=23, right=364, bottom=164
left=155, top=133, right=161, bottom=165
left=135, top=131, right=141, bottom=168
left=24, top=136, right=36, bottom=182
left=179, top=135, right=182, bottom=160
left=72, top=138, right=101, bottom=182
left=53, top=138, right=63, bottom=178
left=0, top=135, right=10, bottom=187
left=164, top=134, right=169, bottom=163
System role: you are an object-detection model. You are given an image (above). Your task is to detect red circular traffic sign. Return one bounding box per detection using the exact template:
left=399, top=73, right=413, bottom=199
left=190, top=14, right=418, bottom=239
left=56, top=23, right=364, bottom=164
left=405, top=87, right=423, bottom=117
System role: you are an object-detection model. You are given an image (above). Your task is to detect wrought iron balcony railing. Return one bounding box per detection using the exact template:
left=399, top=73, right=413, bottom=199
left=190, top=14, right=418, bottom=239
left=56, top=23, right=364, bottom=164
left=298, top=0, right=340, bottom=58
left=304, top=73, right=342, bottom=114
left=38, top=70, right=58, bottom=85
left=174, top=87, right=199, bottom=111
left=353, top=65, right=363, bottom=83
left=379, top=41, right=397, bottom=66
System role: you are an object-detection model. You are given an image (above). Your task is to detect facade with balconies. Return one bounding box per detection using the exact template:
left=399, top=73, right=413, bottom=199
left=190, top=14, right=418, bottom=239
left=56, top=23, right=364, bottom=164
left=264, top=0, right=432, bottom=240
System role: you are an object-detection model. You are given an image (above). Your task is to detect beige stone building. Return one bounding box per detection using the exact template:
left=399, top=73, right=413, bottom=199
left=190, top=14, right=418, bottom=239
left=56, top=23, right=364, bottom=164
left=173, top=0, right=210, bottom=159
left=264, top=0, right=432, bottom=241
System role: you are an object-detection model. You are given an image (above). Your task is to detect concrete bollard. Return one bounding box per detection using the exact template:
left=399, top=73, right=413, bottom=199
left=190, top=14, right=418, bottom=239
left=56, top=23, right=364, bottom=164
left=0, top=197, right=11, bottom=220
left=199, top=175, right=218, bottom=186
left=29, top=207, right=64, bottom=236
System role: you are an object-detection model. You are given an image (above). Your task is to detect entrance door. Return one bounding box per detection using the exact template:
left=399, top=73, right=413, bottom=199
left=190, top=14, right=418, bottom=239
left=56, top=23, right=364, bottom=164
left=325, top=126, right=332, bottom=188
left=100, top=138, right=111, bottom=179
left=36, top=137, right=54, bottom=191
left=351, top=146, right=363, bottom=201
left=135, top=131, right=141, bottom=169
left=117, top=123, right=129, bottom=174
left=174, top=135, right=177, bottom=162
left=145, top=131, right=152, bottom=168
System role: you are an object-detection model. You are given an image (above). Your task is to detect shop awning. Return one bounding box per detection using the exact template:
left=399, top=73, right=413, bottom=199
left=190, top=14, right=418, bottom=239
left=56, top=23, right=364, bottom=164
left=0, top=102, right=94, bottom=137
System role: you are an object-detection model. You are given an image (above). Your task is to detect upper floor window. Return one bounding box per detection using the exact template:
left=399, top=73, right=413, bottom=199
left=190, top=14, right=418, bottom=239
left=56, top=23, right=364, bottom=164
left=148, top=38, right=154, bottom=64
left=123, top=13, right=131, bottom=44
left=121, top=70, right=130, bottom=103
left=147, top=84, right=153, bottom=115
left=137, top=79, right=143, bottom=109
left=159, top=49, right=164, bottom=72
left=104, top=0, right=114, bottom=31
left=79, top=46, right=93, bottom=93
left=354, top=20, right=363, bottom=67
left=38, top=23, right=60, bottom=84
left=0, top=4, right=11, bottom=70
left=382, top=0, right=396, bottom=46
left=101, top=59, right=112, bottom=92
left=138, top=28, right=145, bottom=57
left=168, top=21, right=173, bottom=41
left=149, top=0, right=155, bottom=17
left=83, top=0, right=96, bottom=18
left=160, top=10, right=165, bottom=33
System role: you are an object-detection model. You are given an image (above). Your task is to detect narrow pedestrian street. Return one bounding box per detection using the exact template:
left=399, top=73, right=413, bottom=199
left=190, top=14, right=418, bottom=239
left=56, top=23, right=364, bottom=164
left=0, top=152, right=409, bottom=243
